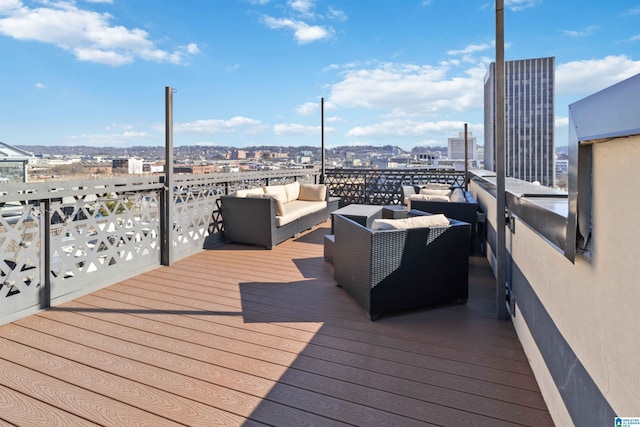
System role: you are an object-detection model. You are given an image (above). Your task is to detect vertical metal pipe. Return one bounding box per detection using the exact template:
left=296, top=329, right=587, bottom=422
left=161, top=87, right=174, bottom=266
left=41, top=199, right=51, bottom=309
left=495, top=0, right=508, bottom=319
left=464, top=123, right=469, bottom=191
left=320, top=97, right=325, bottom=184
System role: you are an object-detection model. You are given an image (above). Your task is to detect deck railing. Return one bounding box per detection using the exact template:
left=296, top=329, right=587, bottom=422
left=324, top=168, right=466, bottom=206
left=0, top=167, right=465, bottom=324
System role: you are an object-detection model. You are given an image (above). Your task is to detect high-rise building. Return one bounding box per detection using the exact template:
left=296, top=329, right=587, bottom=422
left=484, top=57, right=555, bottom=186
left=447, top=131, right=477, bottom=160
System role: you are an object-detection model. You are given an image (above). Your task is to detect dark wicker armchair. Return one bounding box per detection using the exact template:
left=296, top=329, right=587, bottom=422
left=333, top=212, right=471, bottom=320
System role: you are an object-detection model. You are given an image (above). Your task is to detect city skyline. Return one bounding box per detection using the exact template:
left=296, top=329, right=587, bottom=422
left=1, top=1, right=639, bottom=150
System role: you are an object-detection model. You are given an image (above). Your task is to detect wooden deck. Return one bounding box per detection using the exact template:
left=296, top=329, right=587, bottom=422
left=0, top=221, right=553, bottom=426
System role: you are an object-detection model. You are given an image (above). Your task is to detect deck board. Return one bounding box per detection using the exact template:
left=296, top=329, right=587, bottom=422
left=0, top=220, right=554, bottom=426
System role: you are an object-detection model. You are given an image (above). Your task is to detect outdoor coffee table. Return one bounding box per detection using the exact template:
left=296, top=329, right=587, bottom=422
left=330, top=204, right=383, bottom=233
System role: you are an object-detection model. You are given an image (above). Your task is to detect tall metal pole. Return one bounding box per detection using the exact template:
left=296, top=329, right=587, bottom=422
left=320, top=97, right=325, bottom=184
left=161, top=86, right=174, bottom=266
left=464, top=123, right=469, bottom=191
left=495, top=0, right=508, bottom=319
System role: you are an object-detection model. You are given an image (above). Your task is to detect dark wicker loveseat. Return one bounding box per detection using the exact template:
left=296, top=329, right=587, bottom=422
left=402, top=185, right=479, bottom=253
left=333, top=211, right=471, bottom=320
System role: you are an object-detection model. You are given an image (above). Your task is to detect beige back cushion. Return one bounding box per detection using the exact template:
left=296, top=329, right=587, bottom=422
left=264, top=185, right=288, bottom=202
left=283, top=181, right=301, bottom=202
left=298, top=184, right=327, bottom=201
left=372, top=214, right=450, bottom=230
left=422, top=183, right=451, bottom=190
left=449, top=188, right=467, bottom=203
left=235, top=187, right=265, bottom=197
left=418, top=188, right=451, bottom=197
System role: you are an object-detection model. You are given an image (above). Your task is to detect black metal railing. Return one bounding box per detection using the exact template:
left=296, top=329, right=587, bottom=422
left=324, top=168, right=466, bottom=206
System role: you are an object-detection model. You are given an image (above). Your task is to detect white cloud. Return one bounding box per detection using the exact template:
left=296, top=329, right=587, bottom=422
left=345, top=119, right=472, bottom=138
left=262, top=16, right=332, bottom=44
left=562, top=25, right=598, bottom=38
left=274, top=123, right=334, bottom=135
left=327, top=6, right=347, bottom=22
left=621, top=7, right=640, bottom=16
left=328, top=61, right=489, bottom=117
left=296, top=101, right=318, bottom=116
left=447, top=41, right=494, bottom=56
left=35, top=82, right=46, bottom=89
left=0, top=1, right=199, bottom=66
left=105, top=123, right=134, bottom=131
left=174, top=117, right=267, bottom=134
left=288, top=0, right=315, bottom=17
left=505, top=0, right=541, bottom=11
left=83, top=0, right=113, bottom=4
left=556, top=55, right=640, bottom=95
left=66, top=130, right=150, bottom=146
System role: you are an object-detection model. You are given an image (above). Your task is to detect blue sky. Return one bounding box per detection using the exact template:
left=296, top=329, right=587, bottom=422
left=1, top=0, right=639, bottom=150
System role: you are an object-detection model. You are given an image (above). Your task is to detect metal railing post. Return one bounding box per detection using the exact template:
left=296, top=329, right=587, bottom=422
left=496, top=0, right=508, bottom=319
left=161, top=87, right=174, bottom=266
left=41, top=199, right=51, bottom=309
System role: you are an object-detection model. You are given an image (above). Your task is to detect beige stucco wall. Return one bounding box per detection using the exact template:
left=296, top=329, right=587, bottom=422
left=511, top=135, right=640, bottom=417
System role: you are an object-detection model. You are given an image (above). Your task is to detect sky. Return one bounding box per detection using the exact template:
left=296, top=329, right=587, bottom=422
left=0, top=0, right=639, bottom=150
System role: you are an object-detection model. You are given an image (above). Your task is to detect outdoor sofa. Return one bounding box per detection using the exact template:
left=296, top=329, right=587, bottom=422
left=402, top=184, right=479, bottom=252
left=333, top=210, right=471, bottom=320
left=221, top=182, right=335, bottom=249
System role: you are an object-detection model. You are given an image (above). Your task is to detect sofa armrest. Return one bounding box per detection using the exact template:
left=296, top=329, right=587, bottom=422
left=220, top=195, right=276, bottom=247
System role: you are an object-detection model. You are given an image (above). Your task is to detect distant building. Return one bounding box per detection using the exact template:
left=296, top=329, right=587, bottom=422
left=231, top=149, right=247, bottom=160
left=112, top=157, right=143, bottom=174
left=484, top=56, right=555, bottom=186
left=0, top=141, right=35, bottom=182
left=448, top=131, right=477, bottom=160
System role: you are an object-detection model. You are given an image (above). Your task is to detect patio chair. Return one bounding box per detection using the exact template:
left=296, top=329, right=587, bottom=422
left=333, top=211, right=471, bottom=320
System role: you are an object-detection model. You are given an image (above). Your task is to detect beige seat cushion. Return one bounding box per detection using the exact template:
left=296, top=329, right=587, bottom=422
left=372, top=214, right=450, bottom=230
left=299, top=184, right=326, bottom=201
left=275, top=200, right=326, bottom=226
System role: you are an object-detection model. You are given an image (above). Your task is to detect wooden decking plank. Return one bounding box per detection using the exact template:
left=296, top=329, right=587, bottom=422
left=107, top=277, right=537, bottom=380
left=0, top=350, right=187, bottom=427
left=141, top=269, right=528, bottom=363
left=70, top=293, right=547, bottom=410
left=0, top=383, right=97, bottom=427
left=1, top=321, right=348, bottom=427
left=51, top=292, right=552, bottom=425
left=98, top=283, right=539, bottom=389
left=0, top=220, right=554, bottom=426
left=10, top=312, right=446, bottom=427
left=155, top=261, right=524, bottom=352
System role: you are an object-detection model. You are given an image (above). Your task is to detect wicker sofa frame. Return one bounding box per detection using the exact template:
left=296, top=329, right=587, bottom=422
left=221, top=194, right=337, bottom=249
left=333, top=211, right=471, bottom=320
left=403, top=187, right=479, bottom=253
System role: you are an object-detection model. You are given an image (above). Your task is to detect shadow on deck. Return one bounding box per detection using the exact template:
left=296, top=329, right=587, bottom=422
left=0, top=221, right=553, bottom=426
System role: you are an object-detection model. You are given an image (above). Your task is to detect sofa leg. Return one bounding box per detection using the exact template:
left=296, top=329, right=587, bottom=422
left=456, top=298, right=468, bottom=305
left=369, top=313, right=381, bottom=321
